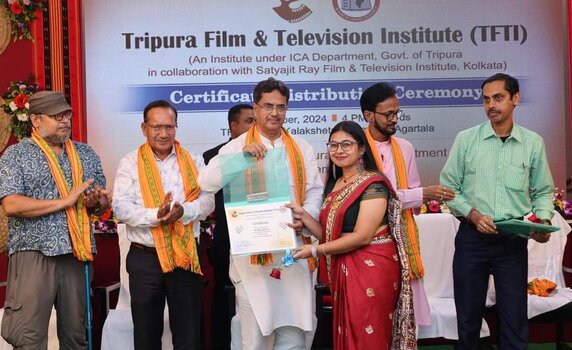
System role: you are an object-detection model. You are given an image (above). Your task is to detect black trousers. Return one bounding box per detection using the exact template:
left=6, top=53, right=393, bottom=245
left=209, top=240, right=232, bottom=348
left=453, top=220, right=528, bottom=350
left=127, top=246, right=204, bottom=350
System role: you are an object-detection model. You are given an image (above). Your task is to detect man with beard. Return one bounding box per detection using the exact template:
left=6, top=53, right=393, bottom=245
left=440, top=73, right=554, bottom=350
left=361, top=82, right=455, bottom=327
left=0, top=91, right=110, bottom=348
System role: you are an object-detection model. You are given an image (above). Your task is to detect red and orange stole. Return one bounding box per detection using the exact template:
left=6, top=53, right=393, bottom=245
left=365, top=129, right=424, bottom=279
left=31, top=129, right=93, bottom=262
left=245, top=125, right=317, bottom=271
left=137, top=141, right=202, bottom=274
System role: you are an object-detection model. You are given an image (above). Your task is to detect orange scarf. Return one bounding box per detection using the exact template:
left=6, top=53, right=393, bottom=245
left=245, top=125, right=317, bottom=272
left=137, top=141, right=202, bottom=274
left=365, top=129, right=424, bottom=279
left=30, top=129, right=93, bottom=262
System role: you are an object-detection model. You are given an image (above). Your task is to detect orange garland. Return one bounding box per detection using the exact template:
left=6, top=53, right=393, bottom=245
left=137, top=141, right=202, bottom=274
left=365, top=129, right=424, bottom=279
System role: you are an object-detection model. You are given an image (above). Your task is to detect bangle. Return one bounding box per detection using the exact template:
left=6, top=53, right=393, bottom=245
left=310, top=241, right=318, bottom=258
left=321, top=242, right=328, bottom=256
left=466, top=207, right=476, bottom=220
left=541, top=219, right=552, bottom=225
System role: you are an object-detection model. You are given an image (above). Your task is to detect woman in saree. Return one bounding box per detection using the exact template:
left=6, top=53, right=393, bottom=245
left=290, top=121, right=416, bottom=350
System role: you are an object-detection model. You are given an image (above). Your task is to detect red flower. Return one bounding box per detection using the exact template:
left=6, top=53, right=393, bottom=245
left=10, top=2, right=23, bottom=15
left=99, top=208, right=112, bottom=221
left=13, top=93, right=29, bottom=108
left=269, top=268, right=281, bottom=279
left=428, top=200, right=441, bottom=213
left=528, top=214, right=541, bottom=223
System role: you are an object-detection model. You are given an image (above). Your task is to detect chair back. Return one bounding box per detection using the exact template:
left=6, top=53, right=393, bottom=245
left=116, top=224, right=131, bottom=308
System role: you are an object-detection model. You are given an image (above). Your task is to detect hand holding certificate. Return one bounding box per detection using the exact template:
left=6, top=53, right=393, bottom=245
left=225, top=201, right=296, bottom=255
left=220, top=148, right=297, bottom=255
left=495, top=219, right=560, bottom=239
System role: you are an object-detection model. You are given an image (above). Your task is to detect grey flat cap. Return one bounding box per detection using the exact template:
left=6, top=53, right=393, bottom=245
left=29, top=91, right=72, bottom=116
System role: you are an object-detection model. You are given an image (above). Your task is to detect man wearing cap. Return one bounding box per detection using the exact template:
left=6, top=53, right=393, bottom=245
left=0, top=90, right=110, bottom=349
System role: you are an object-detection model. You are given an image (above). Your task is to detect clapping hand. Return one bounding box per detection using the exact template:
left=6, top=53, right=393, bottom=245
left=84, top=185, right=111, bottom=213
left=63, top=179, right=95, bottom=208
left=157, top=191, right=184, bottom=225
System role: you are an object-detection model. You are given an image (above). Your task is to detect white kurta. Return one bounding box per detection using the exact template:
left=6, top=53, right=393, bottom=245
left=198, top=132, right=324, bottom=336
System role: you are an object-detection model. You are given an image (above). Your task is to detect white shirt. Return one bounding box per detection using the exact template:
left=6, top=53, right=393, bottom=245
left=113, top=147, right=215, bottom=247
left=198, top=132, right=324, bottom=335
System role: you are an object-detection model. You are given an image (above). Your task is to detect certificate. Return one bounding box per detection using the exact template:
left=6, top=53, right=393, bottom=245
left=495, top=219, right=560, bottom=238
left=225, top=200, right=296, bottom=255
left=219, top=147, right=296, bottom=255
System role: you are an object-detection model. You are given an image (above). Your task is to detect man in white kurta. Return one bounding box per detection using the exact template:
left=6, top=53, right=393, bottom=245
left=198, top=78, right=324, bottom=350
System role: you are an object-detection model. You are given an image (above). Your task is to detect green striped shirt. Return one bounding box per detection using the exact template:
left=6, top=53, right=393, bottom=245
left=440, top=121, right=554, bottom=221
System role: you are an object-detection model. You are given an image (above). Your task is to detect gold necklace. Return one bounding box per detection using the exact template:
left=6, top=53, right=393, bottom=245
left=341, top=172, right=359, bottom=183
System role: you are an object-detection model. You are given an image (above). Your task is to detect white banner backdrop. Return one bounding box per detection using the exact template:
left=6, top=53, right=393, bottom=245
left=83, top=0, right=567, bottom=190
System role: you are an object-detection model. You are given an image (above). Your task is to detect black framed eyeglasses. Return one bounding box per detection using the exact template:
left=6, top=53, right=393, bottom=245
left=48, top=110, right=73, bottom=121
left=373, top=109, right=403, bottom=121
left=326, top=140, right=358, bottom=152
left=257, top=103, right=287, bottom=114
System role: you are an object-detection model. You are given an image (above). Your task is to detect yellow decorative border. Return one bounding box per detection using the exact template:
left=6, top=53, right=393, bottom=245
left=0, top=7, right=10, bottom=54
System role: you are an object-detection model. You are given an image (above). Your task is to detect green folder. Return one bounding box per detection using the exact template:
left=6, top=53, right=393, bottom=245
left=494, top=219, right=560, bottom=238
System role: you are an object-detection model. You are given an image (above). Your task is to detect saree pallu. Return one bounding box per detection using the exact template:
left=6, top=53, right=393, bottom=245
left=321, top=171, right=416, bottom=350
left=332, top=229, right=400, bottom=350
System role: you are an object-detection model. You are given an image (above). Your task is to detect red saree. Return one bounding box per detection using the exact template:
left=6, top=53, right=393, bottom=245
left=320, top=171, right=416, bottom=350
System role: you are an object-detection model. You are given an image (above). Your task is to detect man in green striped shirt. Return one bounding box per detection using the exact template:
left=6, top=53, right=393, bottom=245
left=440, top=73, right=554, bottom=350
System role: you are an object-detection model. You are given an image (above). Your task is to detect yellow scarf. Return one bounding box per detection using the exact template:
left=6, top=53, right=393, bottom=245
left=365, top=129, right=424, bottom=279
left=30, top=129, right=93, bottom=262
left=245, top=125, right=317, bottom=272
left=137, top=141, right=202, bottom=274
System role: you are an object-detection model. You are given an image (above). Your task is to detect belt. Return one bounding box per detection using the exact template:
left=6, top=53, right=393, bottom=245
left=131, top=242, right=157, bottom=253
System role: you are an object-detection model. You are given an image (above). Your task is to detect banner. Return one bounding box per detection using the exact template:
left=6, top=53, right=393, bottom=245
left=84, top=0, right=567, bottom=189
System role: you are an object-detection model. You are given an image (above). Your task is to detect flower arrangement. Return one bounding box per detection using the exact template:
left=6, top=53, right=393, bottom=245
left=92, top=208, right=118, bottom=234
left=1, top=0, right=46, bottom=41
left=200, top=213, right=216, bottom=239
left=420, top=200, right=450, bottom=214
left=1, top=78, right=39, bottom=140
left=553, top=188, right=572, bottom=219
